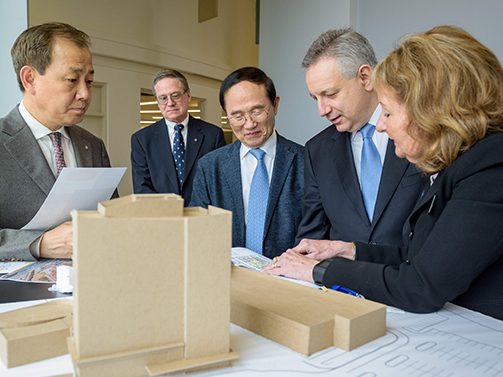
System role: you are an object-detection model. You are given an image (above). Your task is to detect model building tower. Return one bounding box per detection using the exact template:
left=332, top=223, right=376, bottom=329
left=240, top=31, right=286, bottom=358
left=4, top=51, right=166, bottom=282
left=69, top=194, right=237, bottom=377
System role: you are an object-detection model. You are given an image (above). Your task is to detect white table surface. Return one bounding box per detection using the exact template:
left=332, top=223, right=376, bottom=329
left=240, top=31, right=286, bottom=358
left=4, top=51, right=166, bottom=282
left=1, top=300, right=502, bottom=377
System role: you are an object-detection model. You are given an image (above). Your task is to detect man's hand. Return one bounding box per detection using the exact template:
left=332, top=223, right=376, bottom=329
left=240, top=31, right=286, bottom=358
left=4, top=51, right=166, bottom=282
left=261, top=250, right=318, bottom=282
left=39, top=221, right=73, bottom=259
left=290, top=239, right=356, bottom=261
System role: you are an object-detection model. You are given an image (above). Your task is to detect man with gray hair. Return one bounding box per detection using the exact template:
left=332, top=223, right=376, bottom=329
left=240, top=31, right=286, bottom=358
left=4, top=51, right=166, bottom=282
left=131, top=69, right=225, bottom=204
left=292, top=28, right=425, bottom=269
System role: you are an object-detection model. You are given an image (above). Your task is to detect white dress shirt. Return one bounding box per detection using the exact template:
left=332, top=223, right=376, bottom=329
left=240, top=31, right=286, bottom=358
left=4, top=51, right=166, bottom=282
left=240, top=131, right=277, bottom=224
left=351, top=105, right=389, bottom=186
left=19, top=101, right=77, bottom=176
left=164, top=115, right=189, bottom=150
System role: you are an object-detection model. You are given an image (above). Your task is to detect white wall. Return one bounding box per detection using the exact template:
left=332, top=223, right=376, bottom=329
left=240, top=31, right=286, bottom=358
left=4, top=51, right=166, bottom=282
left=27, top=0, right=258, bottom=195
left=260, top=0, right=503, bottom=145
left=0, top=0, right=27, bottom=115
left=260, top=0, right=354, bottom=145
left=357, top=0, right=503, bottom=61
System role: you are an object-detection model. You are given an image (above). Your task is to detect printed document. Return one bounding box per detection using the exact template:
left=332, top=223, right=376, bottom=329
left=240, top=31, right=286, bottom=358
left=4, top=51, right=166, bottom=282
left=231, top=247, right=319, bottom=289
left=22, top=167, right=126, bottom=230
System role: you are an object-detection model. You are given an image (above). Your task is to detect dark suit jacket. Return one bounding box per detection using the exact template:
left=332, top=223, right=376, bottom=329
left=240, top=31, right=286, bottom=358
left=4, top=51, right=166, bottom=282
left=0, top=106, right=113, bottom=260
left=130, top=116, right=225, bottom=204
left=296, top=125, right=426, bottom=245
left=321, top=132, right=503, bottom=320
left=190, top=134, right=304, bottom=259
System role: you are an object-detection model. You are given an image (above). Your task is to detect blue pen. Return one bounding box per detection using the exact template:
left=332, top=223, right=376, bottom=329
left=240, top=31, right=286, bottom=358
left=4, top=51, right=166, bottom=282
left=331, top=285, right=365, bottom=299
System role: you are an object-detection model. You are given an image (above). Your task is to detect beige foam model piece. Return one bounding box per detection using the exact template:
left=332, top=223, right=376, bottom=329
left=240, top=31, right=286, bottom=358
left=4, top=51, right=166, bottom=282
left=231, top=266, right=386, bottom=355
left=69, top=194, right=237, bottom=377
left=0, top=300, right=72, bottom=367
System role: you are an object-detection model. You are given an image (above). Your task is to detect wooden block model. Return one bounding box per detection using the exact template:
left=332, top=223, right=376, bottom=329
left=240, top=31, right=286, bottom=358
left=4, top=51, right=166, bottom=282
left=69, top=194, right=237, bottom=377
left=0, top=300, right=72, bottom=368
left=231, top=266, right=386, bottom=355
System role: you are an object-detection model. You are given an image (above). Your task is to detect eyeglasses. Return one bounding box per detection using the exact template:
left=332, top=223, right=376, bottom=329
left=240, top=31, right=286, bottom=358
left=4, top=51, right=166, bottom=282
left=156, top=90, right=187, bottom=105
left=227, top=108, right=269, bottom=127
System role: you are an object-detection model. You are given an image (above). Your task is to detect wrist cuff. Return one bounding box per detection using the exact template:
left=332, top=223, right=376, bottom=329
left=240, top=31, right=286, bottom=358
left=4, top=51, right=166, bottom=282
left=313, top=259, right=332, bottom=285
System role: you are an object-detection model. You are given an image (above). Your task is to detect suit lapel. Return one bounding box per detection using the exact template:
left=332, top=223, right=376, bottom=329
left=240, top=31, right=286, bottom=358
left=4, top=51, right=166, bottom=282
left=332, top=131, right=369, bottom=225
left=2, top=108, right=55, bottom=195
left=371, top=140, right=409, bottom=226
left=263, top=135, right=294, bottom=238
left=184, top=116, right=204, bottom=185
left=222, top=142, right=245, bottom=244
left=408, top=173, right=439, bottom=220
left=66, top=126, right=93, bottom=167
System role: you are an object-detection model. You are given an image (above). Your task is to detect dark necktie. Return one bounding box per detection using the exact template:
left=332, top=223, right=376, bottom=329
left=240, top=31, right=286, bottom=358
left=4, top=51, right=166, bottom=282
left=360, top=123, right=382, bottom=221
left=173, top=124, right=185, bottom=187
left=245, top=149, right=269, bottom=254
left=49, top=132, right=66, bottom=177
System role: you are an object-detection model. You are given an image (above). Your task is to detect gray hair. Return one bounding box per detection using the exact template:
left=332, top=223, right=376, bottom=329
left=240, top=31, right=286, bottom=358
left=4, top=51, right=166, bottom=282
left=152, top=69, right=189, bottom=95
left=302, top=28, right=377, bottom=78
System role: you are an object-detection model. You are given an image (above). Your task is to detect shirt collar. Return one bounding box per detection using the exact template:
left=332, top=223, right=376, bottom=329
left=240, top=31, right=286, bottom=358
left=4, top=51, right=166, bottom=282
left=19, top=101, right=69, bottom=140
left=240, top=130, right=277, bottom=160
left=164, top=115, right=189, bottom=131
left=351, top=104, right=382, bottom=141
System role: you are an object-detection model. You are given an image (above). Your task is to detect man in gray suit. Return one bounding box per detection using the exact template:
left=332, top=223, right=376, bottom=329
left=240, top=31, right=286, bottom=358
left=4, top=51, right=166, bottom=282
left=0, top=22, right=113, bottom=261
left=190, top=67, right=304, bottom=259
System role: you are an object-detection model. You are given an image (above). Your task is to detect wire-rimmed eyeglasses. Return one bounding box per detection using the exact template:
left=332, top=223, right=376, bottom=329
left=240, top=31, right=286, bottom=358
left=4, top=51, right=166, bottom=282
left=227, top=107, right=269, bottom=127
left=156, top=90, right=187, bottom=105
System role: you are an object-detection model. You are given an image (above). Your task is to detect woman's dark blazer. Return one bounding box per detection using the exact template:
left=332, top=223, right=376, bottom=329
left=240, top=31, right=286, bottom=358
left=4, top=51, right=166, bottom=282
left=320, top=131, right=503, bottom=320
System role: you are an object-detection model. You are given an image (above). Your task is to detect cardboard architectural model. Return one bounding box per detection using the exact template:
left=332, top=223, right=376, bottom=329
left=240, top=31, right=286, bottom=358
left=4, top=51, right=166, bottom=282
left=0, top=299, right=71, bottom=367
left=69, top=194, right=237, bottom=377
left=231, top=266, right=386, bottom=355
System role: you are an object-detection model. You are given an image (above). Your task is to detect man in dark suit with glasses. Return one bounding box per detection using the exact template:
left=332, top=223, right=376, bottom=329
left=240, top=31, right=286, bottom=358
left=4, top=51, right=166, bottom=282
left=131, top=69, right=225, bottom=204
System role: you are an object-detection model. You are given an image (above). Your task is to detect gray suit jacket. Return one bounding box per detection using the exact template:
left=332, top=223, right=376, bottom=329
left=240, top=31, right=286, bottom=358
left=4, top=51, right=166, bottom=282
left=190, top=134, right=304, bottom=259
left=0, top=106, right=113, bottom=260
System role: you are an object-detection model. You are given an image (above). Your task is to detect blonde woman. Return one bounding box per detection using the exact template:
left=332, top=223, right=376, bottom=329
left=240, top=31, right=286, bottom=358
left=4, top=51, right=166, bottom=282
left=265, top=26, right=503, bottom=320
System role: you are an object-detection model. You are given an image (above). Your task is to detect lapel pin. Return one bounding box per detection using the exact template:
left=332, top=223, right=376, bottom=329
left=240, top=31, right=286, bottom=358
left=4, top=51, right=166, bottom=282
left=84, top=145, right=89, bottom=150
left=194, top=138, right=198, bottom=142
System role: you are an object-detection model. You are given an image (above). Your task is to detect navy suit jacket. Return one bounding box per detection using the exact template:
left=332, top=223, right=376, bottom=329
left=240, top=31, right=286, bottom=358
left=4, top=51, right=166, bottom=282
left=131, top=116, right=225, bottom=204
left=296, top=125, right=426, bottom=246
left=190, top=134, right=304, bottom=259
left=321, top=131, right=503, bottom=320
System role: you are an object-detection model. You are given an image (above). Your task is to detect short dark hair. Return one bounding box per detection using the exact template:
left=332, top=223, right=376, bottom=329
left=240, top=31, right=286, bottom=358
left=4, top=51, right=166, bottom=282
left=219, top=67, right=276, bottom=110
left=152, top=69, right=190, bottom=96
left=11, top=22, right=91, bottom=92
left=302, top=28, right=377, bottom=78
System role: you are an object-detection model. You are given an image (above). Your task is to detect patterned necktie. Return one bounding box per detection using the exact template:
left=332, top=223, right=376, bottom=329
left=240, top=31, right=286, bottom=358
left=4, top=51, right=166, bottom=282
left=49, top=132, right=66, bottom=177
left=173, top=124, right=185, bottom=188
left=360, top=123, right=382, bottom=221
left=245, top=149, right=269, bottom=254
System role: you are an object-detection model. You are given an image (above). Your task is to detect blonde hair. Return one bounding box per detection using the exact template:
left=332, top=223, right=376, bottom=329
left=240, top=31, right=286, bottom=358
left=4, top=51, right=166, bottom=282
left=373, top=25, right=503, bottom=173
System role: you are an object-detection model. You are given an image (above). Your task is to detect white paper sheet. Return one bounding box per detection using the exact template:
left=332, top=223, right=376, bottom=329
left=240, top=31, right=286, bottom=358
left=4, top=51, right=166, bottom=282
left=231, top=247, right=319, bottom=289
left=231, top=247, right=273, bottom=270
left=22, top=167, right=126, bottom=230
left=0, top=262, right=34, bottom=275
